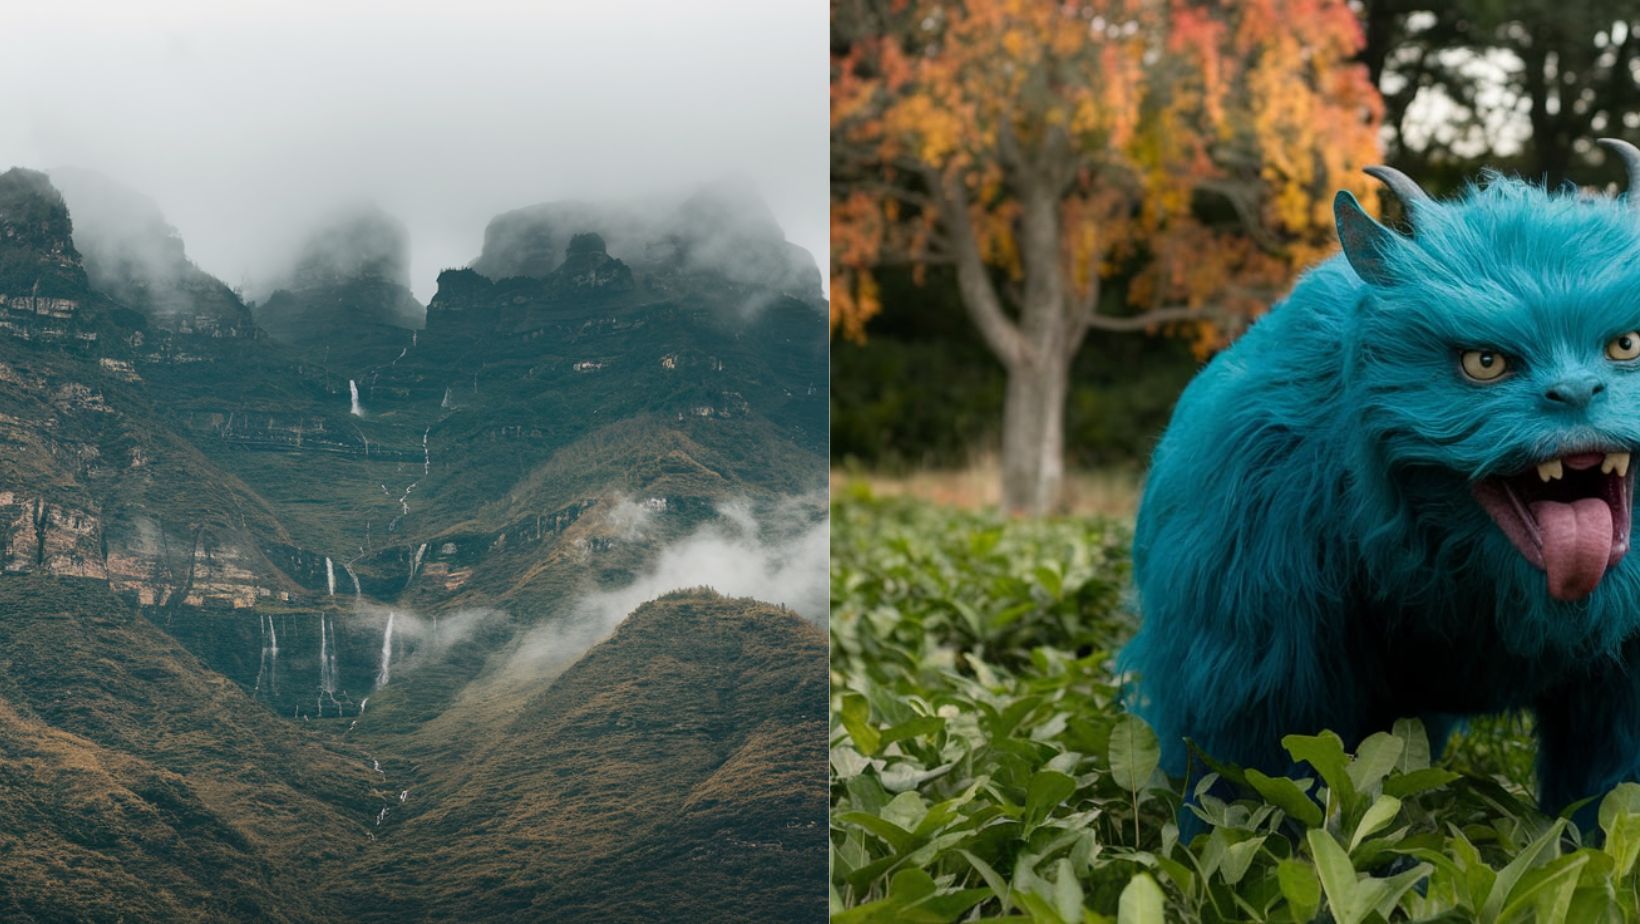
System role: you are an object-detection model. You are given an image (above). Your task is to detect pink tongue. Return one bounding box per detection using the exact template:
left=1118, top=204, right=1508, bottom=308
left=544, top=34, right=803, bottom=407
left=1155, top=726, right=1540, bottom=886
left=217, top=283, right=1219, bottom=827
left=1531, top=498, right=1614, bottom=601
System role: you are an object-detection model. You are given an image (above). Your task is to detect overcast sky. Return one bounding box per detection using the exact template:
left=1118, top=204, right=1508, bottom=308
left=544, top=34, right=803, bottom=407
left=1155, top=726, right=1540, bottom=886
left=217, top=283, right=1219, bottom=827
left=2, top=0, right=826, bottom=302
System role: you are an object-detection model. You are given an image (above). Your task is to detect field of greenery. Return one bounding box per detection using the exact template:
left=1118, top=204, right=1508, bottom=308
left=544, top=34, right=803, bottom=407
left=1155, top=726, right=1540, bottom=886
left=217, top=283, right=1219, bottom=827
left=829, top=491, right=1640, bottom=923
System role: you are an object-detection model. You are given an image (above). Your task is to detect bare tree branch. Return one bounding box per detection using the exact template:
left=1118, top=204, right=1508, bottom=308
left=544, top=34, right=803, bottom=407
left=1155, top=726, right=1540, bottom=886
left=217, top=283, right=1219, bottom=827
left=1081, top=304, right=1212, bottom=332
left=927, top=167, right=1028, bottom=366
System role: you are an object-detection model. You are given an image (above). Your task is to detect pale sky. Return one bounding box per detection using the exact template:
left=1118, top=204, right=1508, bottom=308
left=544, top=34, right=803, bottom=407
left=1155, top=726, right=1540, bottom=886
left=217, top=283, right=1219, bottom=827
left=1, top=0, right=827, bottom=302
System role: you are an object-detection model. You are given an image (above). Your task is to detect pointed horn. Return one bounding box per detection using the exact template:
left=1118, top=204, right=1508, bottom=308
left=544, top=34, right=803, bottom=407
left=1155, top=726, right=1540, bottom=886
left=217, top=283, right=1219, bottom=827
left=1363, top=165, right=1434, bottom=219
left=1598, top=138, right=1640, bottom=207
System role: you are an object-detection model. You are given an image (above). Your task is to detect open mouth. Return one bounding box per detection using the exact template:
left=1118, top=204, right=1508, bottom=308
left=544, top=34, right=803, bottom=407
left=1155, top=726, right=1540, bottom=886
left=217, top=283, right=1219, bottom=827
left=1473, top=451, right=1634, bottom=601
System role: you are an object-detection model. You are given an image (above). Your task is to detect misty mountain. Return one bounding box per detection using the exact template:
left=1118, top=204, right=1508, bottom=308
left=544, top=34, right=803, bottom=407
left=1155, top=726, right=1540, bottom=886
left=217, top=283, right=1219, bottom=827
left=253, top=204, right=426, bottom=350
left=48, top=167, right=258, bottom=338
left=471, top=176, right=824, bottom=306
left=0, top=168, right=825, bottom=920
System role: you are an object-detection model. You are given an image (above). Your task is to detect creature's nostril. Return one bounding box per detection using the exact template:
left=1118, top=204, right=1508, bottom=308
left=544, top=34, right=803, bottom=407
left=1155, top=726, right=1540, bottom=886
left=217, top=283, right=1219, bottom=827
left=1544, top=379, right=1603, bottom=405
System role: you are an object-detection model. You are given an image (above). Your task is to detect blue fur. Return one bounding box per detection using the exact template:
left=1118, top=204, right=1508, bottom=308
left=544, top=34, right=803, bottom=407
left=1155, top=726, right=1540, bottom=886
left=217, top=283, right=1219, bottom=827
left=1119, top=175, right=1640, bottom=814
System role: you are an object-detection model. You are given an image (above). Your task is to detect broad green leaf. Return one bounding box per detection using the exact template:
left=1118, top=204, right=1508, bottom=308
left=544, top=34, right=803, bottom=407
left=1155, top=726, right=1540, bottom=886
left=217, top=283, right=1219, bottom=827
left=1014, top=890, right=1068, bottom=924
left=1308, top=829, right=1363, bottom=924
left=1285, top=732, right=1355, bottom=807
left=889, top=867, right=939, bottom=903
left=1117, top=872, right=1165, bottom=924
left=1220, top=834, right=1266, bottom=886
left=1034, top=565, right=1064, bottom=598
left=1245, top=769, right=1323, bottom=829
left=911, top=887, right=994, bottom=922
left=1392, top=718, right=1430, bottom=772
left=1382, top=767, right=1461, bottom=799
left=1366, top=861, right=1434, bottom=921
left=840, top=692, right=882, bottom=757
left=1498, top=851, right=1588, bottom=924
left=914, top=780, right=984, bottom=837
left=1347, top=732, right=1404, bottom=794
left=881, top=790, right=930, bottom=834
left=1277, top=858, right=1321, bottom=923
left=958, top=849, right=1013, bottom=913
left=1600, top=782, right=1640, bottom=878
left=836, top=811, right=918, bottom=853
left=1480, top=819, right=1567, bottom=924
left=1109, top=714, right=1160, bottom=793
left=881, top=716, right=946, bottom=748
left=1051, top=858, right=1083, bottom=924
left=1024, top=770, right=1077, bottom=833
left=1349, top=794, right=1403, bottom=853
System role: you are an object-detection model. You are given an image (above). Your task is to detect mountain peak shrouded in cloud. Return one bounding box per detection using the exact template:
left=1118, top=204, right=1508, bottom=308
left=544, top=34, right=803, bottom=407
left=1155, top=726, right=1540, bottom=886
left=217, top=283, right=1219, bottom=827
left=470, top=178, right=823, bottom=305
left=287, top=204, right=413, bottom=292
left=0, top=167, right=88, bottom=299
left=48, top=167, right=256, bottom=335
left=251, top=204, right=426, bottom=343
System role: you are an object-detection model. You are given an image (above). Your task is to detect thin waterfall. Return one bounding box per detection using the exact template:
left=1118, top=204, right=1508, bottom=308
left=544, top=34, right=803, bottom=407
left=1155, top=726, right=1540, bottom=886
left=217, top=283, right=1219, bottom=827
left=375, top=610, right=395, bottom=689
left=349, top=379, right=363, bottom=416
left=319, top=614, right=335, bottom=694
left=325, top=557, right=336, bottom=596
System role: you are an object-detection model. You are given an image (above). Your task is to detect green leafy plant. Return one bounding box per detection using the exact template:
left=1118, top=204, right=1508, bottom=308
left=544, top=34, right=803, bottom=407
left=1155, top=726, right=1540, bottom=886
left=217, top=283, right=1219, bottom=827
left=830, top=494, right=1640, bottom=922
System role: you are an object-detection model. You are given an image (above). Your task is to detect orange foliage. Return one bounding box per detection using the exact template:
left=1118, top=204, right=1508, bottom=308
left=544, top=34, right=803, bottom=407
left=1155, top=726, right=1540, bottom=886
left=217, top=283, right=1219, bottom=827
left=831, top=0, right=1385, bottom=350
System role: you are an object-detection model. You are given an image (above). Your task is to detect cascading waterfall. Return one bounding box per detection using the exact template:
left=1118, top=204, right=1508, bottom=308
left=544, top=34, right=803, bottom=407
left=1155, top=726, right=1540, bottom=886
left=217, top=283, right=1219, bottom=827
left=325, top=556, right=336, bottom=596
left=318, top=614, right=329, bottom=691
left=422, top=428, right=430, bottom=475
left=349, top=379, right=363, bottom=416
left=344, top=564, right=362, bottom=600
left=441, top=386, right=452, bottom=409
left=406, top=542, right=428, bottom=588
left=375, top=610, right=396, bottom=688
left=319, top=615, right=336, bottom=693
left=254, top=611, right=278, bottom=695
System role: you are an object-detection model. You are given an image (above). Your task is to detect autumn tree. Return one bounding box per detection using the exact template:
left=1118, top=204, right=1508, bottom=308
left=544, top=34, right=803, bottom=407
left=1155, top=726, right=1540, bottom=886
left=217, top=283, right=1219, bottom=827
left=832, top=0, right=1384, bottom=514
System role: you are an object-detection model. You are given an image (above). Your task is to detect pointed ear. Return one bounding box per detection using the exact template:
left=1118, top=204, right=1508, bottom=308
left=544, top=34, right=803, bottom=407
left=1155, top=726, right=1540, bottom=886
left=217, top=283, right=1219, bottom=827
left=1334, top=190, right=1399, bottom=287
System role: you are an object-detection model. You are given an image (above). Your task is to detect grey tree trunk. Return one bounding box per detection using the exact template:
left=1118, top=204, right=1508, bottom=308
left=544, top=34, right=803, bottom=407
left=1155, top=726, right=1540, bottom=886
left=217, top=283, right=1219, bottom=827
left=1000, top=349, right=1069, bottom=516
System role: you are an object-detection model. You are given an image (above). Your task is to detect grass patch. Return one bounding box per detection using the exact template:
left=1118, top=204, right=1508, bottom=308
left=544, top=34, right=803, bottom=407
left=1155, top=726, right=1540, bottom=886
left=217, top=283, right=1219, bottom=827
left=830, top=493, right=1640, bottom=922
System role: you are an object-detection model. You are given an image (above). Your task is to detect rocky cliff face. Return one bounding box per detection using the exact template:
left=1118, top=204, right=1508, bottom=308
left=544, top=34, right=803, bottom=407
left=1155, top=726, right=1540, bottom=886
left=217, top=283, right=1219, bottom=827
left=0, top=167, right=87, bottom=297
left=0, top=168, right=114, bottom=350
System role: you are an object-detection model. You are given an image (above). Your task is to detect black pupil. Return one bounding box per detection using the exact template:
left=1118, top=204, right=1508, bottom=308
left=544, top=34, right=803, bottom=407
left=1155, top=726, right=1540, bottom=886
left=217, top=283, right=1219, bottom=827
left=1479, top=353, right=1494, bottom=368
left=1623, top=336, right=1634, bottom=351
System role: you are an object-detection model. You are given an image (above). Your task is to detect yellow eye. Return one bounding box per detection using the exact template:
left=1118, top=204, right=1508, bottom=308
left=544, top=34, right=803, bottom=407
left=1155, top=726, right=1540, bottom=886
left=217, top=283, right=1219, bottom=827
left=1609, top=332, right=1640, bottom=361
left=1461, top=349, right=1509, bottom=381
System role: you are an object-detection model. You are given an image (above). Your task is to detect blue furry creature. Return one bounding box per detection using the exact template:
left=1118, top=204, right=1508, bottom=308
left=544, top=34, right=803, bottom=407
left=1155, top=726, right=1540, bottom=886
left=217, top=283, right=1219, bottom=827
left=1119, top=139, right=1640, bottom=816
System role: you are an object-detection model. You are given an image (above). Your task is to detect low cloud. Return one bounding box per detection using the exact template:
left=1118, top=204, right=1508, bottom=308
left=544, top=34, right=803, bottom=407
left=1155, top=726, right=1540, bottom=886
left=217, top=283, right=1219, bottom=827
left=502, top=495, right=827, bottom=682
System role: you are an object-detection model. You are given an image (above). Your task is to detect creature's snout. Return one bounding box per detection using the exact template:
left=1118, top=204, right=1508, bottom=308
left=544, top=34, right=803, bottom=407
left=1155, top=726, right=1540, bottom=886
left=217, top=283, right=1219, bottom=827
left=1542, top=373, right=1606, bottom=409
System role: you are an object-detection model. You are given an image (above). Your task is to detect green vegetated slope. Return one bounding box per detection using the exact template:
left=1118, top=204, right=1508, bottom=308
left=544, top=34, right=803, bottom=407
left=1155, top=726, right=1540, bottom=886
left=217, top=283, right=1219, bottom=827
left=0, top=167, right=826, bottom=920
